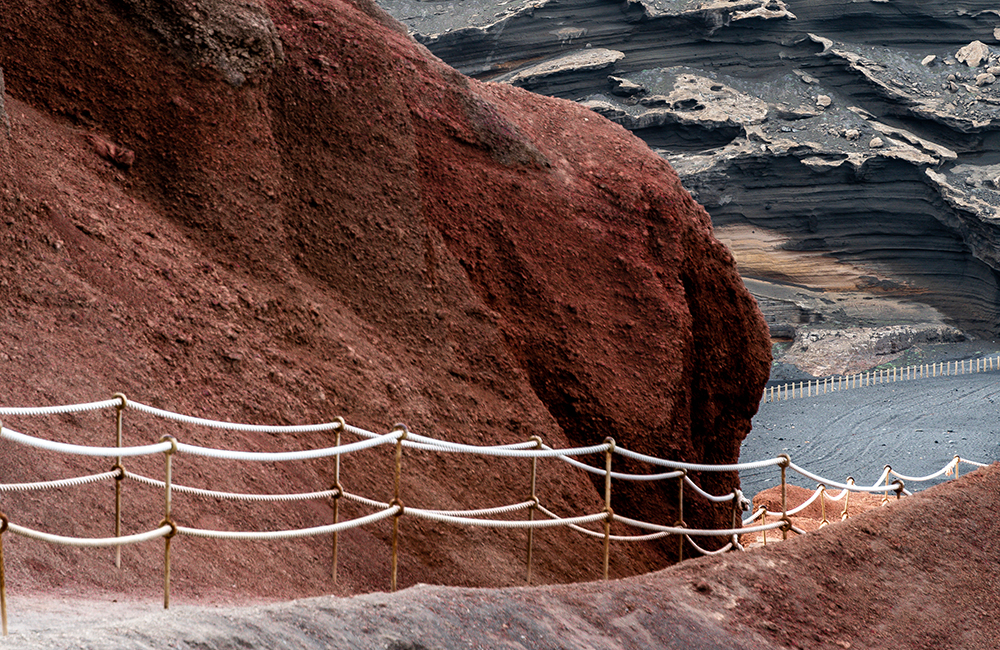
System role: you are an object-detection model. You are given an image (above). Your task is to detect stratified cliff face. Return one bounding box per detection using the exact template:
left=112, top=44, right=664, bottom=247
left=0, top=0, right=768, bottom=597
left=376, top=0, right=1000, bottom=345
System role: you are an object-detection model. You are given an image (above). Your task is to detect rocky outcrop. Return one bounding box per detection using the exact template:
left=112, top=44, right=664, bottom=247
left=119, top=0, right=285, bottom=86
left=0, top=0, right=768, bottom=599
left=375, top=0, right=1000, bottom=352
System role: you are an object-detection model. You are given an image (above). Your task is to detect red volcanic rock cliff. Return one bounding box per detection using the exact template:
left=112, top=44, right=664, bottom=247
left=0, top=0, right=770, bottom=599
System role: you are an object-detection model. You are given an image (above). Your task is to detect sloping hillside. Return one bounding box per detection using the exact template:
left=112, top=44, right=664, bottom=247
left=0, top=0, right=769, bottom=600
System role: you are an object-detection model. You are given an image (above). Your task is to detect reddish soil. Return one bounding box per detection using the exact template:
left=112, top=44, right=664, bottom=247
left=0, top=2, right=997, bottom=648
left=0, top=0, right=769, bottom=607
left=741, top=484, right=892, bottom=548
left=4, top=465, right=999, bottom=649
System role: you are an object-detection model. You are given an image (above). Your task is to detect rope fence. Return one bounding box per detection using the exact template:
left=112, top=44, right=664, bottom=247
left=0, top=394, right=993, bottom=636
left=763, top=354, right=1000, bottom=403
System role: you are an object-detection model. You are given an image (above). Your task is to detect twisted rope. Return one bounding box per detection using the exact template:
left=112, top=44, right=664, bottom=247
left=0, top=470, right=120, bottom=492
left=124, top=471, right=340, bottom=502
left=407, top=508, right=609, bottom=529
left=614, top=447, right=785, bottom=472
left=0, top=398, right=121, bottom=416
left=1, top=426, right=172, bottom=458
left=536, top=505, right=673, bottom=541
left=890, top=458, right=959, bottom=482
left=788, top=462, right=904, bottom=493
left=127, top=401, right=346, bottom=434
left=541, top=443, right=685, bottom=481
left=613, top=513, right=786, bottom=537
left=684, top=536, right=735, bottom=556
left=172, top=429, right=400, bottom=462
left=176, top=507, right=400, bottom=540
left=7, top=522, right=172, bottom=547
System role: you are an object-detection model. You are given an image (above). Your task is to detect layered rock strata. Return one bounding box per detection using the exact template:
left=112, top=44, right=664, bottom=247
left=376, top=0, right=1000, bottom=357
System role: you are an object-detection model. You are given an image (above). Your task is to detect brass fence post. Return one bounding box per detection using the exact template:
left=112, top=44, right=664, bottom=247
left=389, top=424, right=408, bottom=593
left=330, top=417, right=345, bottom=584
left=730, top=490, right=742, bottom=550
left=841, top=477, right=854, bottom=521
left=778, top=454, right=790, bottom=540
left=818, top=486, right=828, bottom=528
left=525, top=435, right=542, bottom=585
left=112, top=393, right=127, bottom=569
left=601, top=438, right=615, bottom=580
left=1, top=510, right=8, bottom=637
left=675, top=469, right=687, bottom=561
left=160, top=435, right=178, bottom=609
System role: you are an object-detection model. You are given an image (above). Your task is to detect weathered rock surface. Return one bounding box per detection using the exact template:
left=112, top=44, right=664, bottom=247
left=0, top=0, right=768, bottom=601
left=375, top=0, right=1000, bottom=366
left=121, top=0, right=286, bottom=86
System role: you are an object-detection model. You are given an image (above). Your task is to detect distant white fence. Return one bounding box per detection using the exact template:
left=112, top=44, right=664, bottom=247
left=763, top=354, right=1000, bottom=403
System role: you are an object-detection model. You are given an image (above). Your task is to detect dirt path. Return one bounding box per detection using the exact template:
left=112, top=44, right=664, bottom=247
left=4, top=462, right=1000, bottom=650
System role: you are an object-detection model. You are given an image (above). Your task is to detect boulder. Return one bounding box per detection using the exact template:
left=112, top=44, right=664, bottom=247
left=956, top=40, right=990, bottom=67
left=0, top=0, right=770, bottom=599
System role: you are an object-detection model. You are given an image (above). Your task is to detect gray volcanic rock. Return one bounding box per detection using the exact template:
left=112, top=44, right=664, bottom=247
left=374, top=0, right=1000, bottom=359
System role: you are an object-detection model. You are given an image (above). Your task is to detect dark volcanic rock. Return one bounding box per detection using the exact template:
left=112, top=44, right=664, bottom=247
left=375, top=0, right=1000, bottom=350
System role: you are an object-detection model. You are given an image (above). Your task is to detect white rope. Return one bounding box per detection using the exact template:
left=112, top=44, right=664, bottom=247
left=959, top=459, right=990, bottom=468
left=320, top=491, right=535, bottom=518
left=614, top=514, right=786, bottom=537
left=743, top=507, right=767, bottom=526
left=127, top=401, right=347, bottom=434
left=0, top=426, right=173, bottom=458
left=774, top=486, right=826, bottom=517
left=177, top=507, right=399, bottom=540
left=384, top=436, right=613, bottom=459
left=684, top=535, right=735, bottom=556
left=683, top=475, right=737, bottom=503
left=788, top=462, right=904, bottom=493
left=818, top=487, right=851, bottom=502
left=342, top=491, right=390, bottom=509
left=173, top=429, right=400, bottom=462
left=0, top=470, right=120, bottom=492
left=406, top=507, right=608, bottom=529
left=535, top=505, right=673, bottom=541
left=405, top=431, right=539, bottom=451
left=421, top=500, right=536, bottom=517
left=871, top=466, right=892, bottom=486
left=614, top=447, right=785, bottom=472
left=543, top=444, right=685, bottom=481
left=889, top=458, right=958, bottom=482
left=0, top=398, right=121, bottom=416
left=7, top=523, right=172, bottom=547
left=123, top=471, right=340, bottom=502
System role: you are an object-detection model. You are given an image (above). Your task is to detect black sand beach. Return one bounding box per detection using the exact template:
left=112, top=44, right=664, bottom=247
left=740, top=361, right=1000, bottom=500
